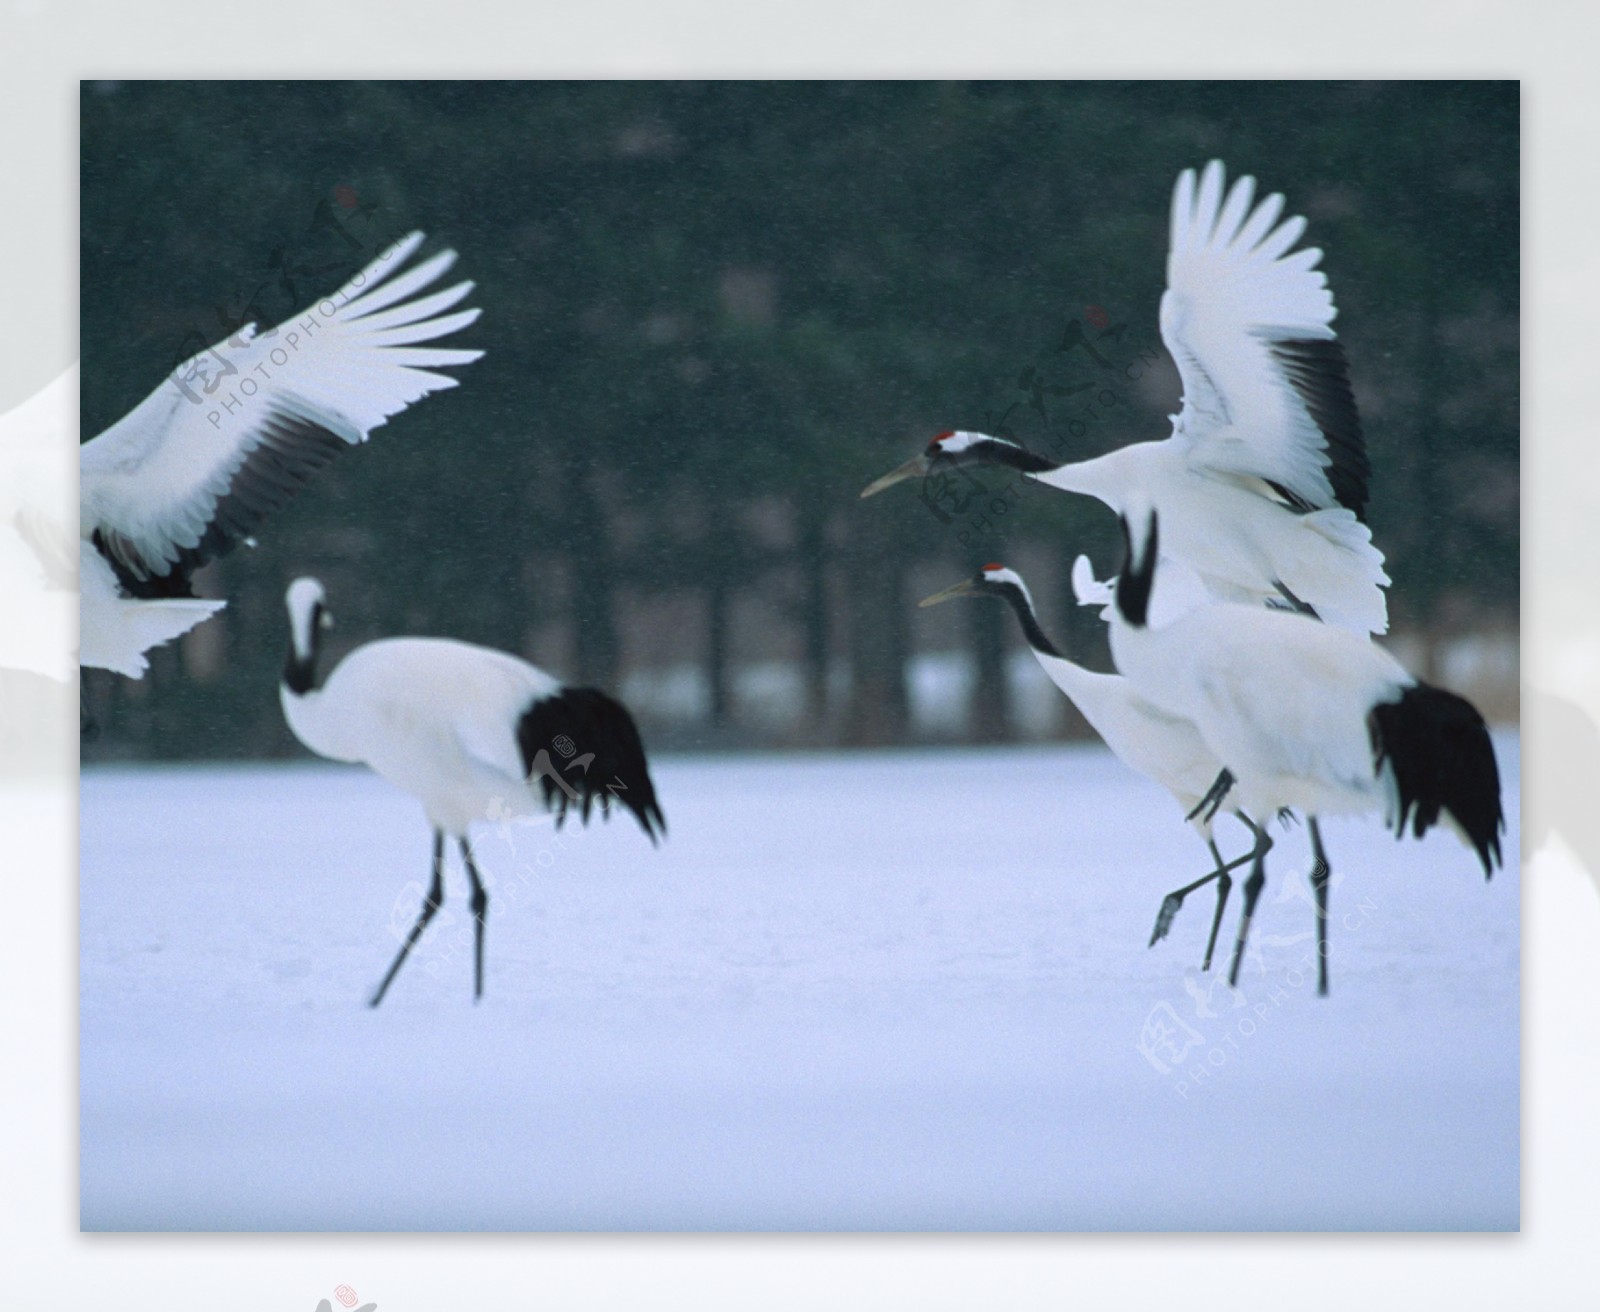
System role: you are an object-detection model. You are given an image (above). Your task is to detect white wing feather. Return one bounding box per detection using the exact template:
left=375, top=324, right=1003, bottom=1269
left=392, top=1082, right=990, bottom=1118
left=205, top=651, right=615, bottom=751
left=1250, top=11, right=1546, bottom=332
left=1162, top=160, right=1361, bottom=515
left=80, top=231, right=482, bottom=583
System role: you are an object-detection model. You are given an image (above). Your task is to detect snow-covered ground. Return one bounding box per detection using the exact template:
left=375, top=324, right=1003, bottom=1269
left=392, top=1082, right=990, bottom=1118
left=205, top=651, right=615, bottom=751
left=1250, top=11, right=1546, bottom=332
left=80, top=736, right=1520, bottom=1231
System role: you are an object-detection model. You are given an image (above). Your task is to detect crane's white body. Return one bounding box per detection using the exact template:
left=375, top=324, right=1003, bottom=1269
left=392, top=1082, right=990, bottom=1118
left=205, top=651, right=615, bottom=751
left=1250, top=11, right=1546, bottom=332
left=1031, top=648, right=1234, bottom=835
left=1109, top=597, right=1412, bottom=825
left=1036, top=441, right=1387, bottom=633
left=1023, top=559, right=1226, bottom=833
left=80, top=231, right=482, bottom=677
left=283, top=635, right=560, bottom=837
left=1056, top=553, right=1245, bottom=832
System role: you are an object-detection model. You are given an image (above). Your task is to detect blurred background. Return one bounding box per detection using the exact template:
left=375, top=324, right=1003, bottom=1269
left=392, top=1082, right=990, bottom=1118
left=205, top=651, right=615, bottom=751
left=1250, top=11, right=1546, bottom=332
left=80, top=80, right=1518, bottom=760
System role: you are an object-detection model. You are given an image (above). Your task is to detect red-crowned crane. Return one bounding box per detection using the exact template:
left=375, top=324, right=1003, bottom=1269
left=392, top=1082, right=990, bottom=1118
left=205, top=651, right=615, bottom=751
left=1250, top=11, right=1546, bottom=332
left=80, top=232, right=482, bottom=677
left=862, top=161, right=1390, bottom=636
left=1106, top=509, right=1503, bottom=995
left=280, top=578, right=665, bottom=1007
left=919, top=559, right=1266, bottom=970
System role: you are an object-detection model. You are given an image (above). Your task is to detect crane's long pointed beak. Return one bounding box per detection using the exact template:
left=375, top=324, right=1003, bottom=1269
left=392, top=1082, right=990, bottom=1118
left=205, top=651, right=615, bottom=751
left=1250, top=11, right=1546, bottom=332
left=919, top=578, right=979, bottom=608
left=860, top=454, right=931, bottom=499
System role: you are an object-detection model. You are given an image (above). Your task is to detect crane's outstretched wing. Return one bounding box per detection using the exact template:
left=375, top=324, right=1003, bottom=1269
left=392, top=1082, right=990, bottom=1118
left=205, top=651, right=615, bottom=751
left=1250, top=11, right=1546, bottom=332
left=80, top=232, right=482, bottom=598
left=1161, top=161, right=1369, bottom=520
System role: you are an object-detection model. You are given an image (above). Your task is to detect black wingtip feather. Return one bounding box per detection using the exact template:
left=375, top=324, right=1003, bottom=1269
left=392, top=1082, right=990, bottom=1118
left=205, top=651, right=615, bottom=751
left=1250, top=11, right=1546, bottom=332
left=516, top=686, right=666, bottom=843
left=1268, top=337, right=1371, bottom=522
left=95, top=407, right=351, bottom=598
left=1369, top=684, right=1504, bottom=877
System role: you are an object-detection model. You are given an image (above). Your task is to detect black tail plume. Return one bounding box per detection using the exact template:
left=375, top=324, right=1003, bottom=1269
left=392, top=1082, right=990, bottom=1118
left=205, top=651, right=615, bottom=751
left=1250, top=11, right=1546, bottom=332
left=516, top=686, right=666, bottom=843
left=1369, top=683, right=1503, bottom=877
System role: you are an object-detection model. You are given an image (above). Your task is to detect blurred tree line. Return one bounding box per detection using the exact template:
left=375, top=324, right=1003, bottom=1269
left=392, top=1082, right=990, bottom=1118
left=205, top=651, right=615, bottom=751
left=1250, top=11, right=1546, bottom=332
left=79, top=80, right=1518, bottom=760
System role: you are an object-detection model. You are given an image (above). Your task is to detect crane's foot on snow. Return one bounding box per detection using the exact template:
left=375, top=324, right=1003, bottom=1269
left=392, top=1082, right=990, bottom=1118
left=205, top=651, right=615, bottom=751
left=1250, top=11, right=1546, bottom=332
left=1149, top=891, right=1186, bottom=947
left=1149, top=847, right=1252, bottom=958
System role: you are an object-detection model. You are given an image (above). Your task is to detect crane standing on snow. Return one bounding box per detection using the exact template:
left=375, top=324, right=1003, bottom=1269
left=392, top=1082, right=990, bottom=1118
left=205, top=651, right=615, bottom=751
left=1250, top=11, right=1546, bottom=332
left=1106, top=510, right=1502, bottom=995
left=279, top=578, right=665, bottom=1007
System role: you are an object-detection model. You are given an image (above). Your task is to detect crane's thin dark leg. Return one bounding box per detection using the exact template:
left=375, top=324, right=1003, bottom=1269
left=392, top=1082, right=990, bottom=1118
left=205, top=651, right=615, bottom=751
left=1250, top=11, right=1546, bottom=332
left=1227, top=823, right=1273, bottom=988
left=459, top=837, right=489, bottom=1003
left=1308, top=817, right=1331, bottom=998
left=370, top=829, right=446, bottom=1008
left=1199, top=841, right=1232, bottom=973
left=1148, top=845, right=1251, bottom=948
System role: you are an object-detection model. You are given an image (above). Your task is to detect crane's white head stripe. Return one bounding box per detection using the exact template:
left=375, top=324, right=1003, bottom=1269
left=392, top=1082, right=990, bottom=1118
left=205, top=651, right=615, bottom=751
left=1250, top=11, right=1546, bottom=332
left=931, top=430, right=983, bottom=454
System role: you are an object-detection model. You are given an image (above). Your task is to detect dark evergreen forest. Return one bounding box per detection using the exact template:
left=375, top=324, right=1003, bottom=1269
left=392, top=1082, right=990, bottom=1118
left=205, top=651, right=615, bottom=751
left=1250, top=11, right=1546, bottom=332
left=80, top=81, right=1518, bottom=758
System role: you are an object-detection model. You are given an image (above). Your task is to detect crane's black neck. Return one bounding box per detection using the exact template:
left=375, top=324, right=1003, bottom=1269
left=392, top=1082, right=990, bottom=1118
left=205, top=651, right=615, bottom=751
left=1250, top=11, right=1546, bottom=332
left=994, top=581, right=1066, bottom=659
left=283, top=606, right=323, bottom=695
left=944, top=437, right=1061, bottom=476
left=1114, top=513, right=1158, bottom=629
